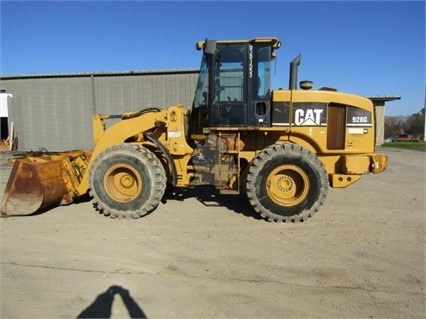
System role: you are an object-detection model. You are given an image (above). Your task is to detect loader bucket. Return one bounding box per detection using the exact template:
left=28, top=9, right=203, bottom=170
left=0, top=150, right=91, bottom=216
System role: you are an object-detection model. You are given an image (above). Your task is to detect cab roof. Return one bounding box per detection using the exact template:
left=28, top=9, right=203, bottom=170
left=196, top=37, right=281, bottom=50
left=196, top=37, right=282, bottom=60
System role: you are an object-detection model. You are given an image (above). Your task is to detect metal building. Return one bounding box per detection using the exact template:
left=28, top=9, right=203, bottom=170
left=0, top=69, right=199, bottom=150
left=1, top=69, right=398, bottom=150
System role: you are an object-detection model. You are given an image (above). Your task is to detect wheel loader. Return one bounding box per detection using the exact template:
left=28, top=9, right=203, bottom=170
left=0, top=37, right=388, bottom=222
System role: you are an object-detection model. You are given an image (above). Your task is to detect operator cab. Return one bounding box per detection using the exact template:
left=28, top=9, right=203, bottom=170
left=191, top=38, right=281, bottom=134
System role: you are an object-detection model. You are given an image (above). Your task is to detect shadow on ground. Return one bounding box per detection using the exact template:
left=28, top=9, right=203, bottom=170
left=163, top=186, right=263, bottom=221
left=77, top=285, right=147, bottom=319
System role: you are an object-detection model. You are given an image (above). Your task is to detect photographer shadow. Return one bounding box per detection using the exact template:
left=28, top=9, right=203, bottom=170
left=77, top=285, right=147, bottom=319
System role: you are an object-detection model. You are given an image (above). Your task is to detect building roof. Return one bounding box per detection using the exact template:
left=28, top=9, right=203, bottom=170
left=366, top=95, right=401, bottom=102
left=0, top=68, right=200, bottom=80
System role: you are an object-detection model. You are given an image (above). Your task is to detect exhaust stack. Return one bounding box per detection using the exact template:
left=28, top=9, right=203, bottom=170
left=289, top=54, right=301, bottom=90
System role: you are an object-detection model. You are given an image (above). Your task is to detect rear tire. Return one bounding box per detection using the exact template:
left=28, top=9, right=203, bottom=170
left=89, top=143, right=166, bottom=219
left=246, top=143, right=328, bottom=222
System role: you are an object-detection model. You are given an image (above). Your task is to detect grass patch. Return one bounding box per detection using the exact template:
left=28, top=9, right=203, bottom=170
left=383, top=141, right=426, bottom=152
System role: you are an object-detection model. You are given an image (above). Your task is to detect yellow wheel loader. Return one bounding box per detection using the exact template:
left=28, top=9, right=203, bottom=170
left=0, top=37, right=387, bottom=222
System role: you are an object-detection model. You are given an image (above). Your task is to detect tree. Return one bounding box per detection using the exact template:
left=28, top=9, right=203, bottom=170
left=405, top=108, right=425, bottom=139
left=384, top=115, right=407, bottom=138
left=384, top=108, right=425, bottom=140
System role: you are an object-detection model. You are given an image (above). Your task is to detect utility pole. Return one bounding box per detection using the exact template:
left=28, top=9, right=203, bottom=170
left=423, top=84, right=426, bottom=141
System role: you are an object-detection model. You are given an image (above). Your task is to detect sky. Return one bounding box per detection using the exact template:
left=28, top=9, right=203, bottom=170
left=0, top=1, right=425, bottom=116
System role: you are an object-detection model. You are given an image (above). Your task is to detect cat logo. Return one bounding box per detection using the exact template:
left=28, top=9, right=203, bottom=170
left=294, top=109, right=324, bottom=126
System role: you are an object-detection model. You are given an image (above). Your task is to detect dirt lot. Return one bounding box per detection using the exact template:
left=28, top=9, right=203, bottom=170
left=0, top=147, right=425, bottom=319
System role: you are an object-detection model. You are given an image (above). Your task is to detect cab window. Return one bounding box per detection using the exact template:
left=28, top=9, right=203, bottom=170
left=214, top=45, right=245, bottom=102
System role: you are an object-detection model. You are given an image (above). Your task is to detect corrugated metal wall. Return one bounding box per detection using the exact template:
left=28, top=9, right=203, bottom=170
left=0, top=69, right=199, bottom=150
left=94, top=72, right=197, bottom=114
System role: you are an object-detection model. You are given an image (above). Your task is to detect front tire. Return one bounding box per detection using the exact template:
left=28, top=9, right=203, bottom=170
left=246, top=143, right=328, bottom=222
left=89, top=143, right=166, bottom=219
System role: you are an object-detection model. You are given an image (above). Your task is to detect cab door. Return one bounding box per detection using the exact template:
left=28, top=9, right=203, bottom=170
left=210, top=44, right=247, bottom=127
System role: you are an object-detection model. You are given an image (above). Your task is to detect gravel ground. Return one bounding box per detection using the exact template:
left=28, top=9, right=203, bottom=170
left=0, top=147, right=425, bottom=319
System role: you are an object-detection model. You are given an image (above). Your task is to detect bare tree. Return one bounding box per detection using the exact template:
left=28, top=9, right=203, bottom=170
left=385, top=108, right=425, bottom=140
left=405, top=108, right=425, bottom=139
left=384, top=115, right=407, bottom=139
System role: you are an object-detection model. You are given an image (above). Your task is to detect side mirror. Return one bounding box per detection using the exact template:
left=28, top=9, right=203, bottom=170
left=204, top=40, right=217, bottom=55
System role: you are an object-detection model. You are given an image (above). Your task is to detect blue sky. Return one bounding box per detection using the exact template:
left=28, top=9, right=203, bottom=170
left=1, top=1, right=424, bottom=116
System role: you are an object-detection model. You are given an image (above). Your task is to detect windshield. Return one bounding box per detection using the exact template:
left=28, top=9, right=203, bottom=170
left=193, top=55, right=209, bottom=108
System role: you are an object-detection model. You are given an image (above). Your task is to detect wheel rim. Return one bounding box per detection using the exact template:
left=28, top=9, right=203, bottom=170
left=266, top=164, right=310, bottom=207
left=104, top=164, right=142, bottom=203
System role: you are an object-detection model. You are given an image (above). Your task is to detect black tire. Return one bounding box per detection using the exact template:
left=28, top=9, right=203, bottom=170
left=246, top=143, right=328, bottom=222
left=89, top=143, right=166, bottom=219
